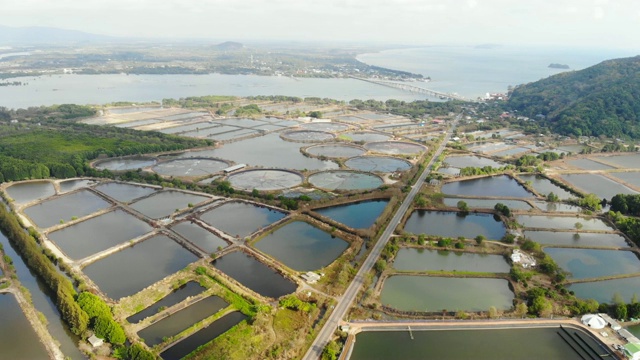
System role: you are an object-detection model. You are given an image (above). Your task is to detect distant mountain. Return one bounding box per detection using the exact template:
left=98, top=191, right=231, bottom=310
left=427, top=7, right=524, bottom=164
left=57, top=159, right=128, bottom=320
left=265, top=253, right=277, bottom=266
left=0, top=25, right=115, bottom=45
left=508, top=55, right=640, bottom=138
left=214, top=41, right=244, bottom=51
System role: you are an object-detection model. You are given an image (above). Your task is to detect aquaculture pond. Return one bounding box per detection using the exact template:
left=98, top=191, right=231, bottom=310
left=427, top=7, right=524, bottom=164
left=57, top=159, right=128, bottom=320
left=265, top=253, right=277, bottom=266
left=211, top=252, right=296, bottom=298
left=560, top=173, right=638, bottom=199
left=567, top=158, right=615, bottom=171
left=314, top=199, right=389, bottom=229
left=227, top=169, right=303, bottom=191
left=340, top=131, right=391, bottom=142
left=443, top=155, right=505, bottom=168
left=95, top=157, right=157, bottom=171
left=441, top=175, right=533, bottom=198
left=5, top=181, right=55, bottom=204
left=300, top=122, right=349, bottom=132
left=130, top=191, right=209, bottom=219
left=544, top=248, right=640, bottom=280
left=0, top=232, right=84, bottom=359
left=59, top=179, right=96, bottom=193
left=404, top=211, right=506, bottom=240
left=568, top=276, right=640, bottom=303
left=152, top=158, right=229, bottom=177
left=0, top=293, right=50, bottom=359
left=83, top=234, right=199, bottom=299
left=127, top=281, right=205, bottom=323
left=23, top=189, right=111, bottom=228
left=138, top=295, right=228, bottom=347
left=254, top=221, right=349, bottom=271
left=526, top=231, right=629, bottom=248
left=393, top=248, right=510, bottom=273
left=364, top=141, right=425, bottom=155
left=443, top=197, right=532, bottom=210
left=306, top=144, right=366, bottom=158
left=595, top=154, right=640, bottom=168
left=308, top=170, right=384, bottom=191
left=515, top=215, right=613, bottom=231
left=345, top=156, right=412, bottom=173
left=184, top=133, right=337, bottom=170
left=518, top=174, right=574, bottom=200
left=532, top=201, right=582, bottom=213
left=200, top=202, right=286, bottom=238
left=281, top=130, right=335, bottom=142
left=610, top=172, right=640, bottom=189
left=47, top=209, right=152, bottom=260
left=171, top=221, right=229, bottom=253
left=160, top=312, right=247, bottom=360
left=94, top=182, right=157, bottom=203
left=380, top=276, right=514, bottom=312
left=350, top=326, right=606, bottom=360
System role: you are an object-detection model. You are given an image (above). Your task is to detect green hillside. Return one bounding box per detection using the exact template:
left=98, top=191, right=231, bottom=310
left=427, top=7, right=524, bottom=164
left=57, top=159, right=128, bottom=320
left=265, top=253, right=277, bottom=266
left=508, top=55, right=640, bottom=138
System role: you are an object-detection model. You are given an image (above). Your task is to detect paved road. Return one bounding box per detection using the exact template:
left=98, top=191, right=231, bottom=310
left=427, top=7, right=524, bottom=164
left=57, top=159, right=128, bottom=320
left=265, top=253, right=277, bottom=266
left=303, top=116, right=458, bottom=360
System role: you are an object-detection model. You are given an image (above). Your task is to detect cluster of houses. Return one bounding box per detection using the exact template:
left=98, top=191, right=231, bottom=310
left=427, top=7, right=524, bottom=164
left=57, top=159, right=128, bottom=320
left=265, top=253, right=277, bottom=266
left=581, top=314, right=640, bottom=360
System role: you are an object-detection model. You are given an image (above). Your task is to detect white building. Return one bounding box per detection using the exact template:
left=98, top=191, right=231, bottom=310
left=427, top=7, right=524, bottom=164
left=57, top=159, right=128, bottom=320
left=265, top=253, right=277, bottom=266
left=580, top=314, right=606, bottom=329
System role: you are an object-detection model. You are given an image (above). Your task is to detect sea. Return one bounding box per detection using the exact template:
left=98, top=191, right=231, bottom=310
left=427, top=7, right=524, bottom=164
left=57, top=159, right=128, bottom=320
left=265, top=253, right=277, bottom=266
left=0, top=45, right=636, bottom=109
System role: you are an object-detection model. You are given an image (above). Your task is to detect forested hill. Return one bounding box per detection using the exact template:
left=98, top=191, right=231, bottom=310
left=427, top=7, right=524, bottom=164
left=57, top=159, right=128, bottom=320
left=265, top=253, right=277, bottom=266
left=508, top=55, right=640, bottom=138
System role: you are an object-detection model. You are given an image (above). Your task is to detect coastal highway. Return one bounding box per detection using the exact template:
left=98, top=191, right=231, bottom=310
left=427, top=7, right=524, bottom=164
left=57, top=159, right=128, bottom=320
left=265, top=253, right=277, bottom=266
left=303, top=115, right=459, bottom=360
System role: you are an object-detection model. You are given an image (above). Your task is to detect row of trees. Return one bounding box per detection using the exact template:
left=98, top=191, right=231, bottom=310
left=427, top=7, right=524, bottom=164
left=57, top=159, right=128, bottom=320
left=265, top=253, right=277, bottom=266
left=610, top=194, right=640, bottom=216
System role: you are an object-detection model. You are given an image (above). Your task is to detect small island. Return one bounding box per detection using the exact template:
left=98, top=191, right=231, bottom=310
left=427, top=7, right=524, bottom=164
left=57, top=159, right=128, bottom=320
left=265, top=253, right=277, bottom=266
left=548, top=63, right=570, bottom=69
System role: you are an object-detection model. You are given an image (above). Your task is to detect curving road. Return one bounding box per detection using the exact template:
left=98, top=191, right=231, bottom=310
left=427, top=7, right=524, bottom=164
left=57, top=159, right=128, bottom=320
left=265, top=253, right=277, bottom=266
left=303, top=116, right=459, bottom=360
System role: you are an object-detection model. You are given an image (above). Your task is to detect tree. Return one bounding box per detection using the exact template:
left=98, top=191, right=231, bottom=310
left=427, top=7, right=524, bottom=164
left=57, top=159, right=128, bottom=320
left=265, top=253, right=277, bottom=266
left=418, top=234, right=426, bottom=245
left=457, top=200, right=469, bottom=213
left=322, top=340, right=341, bottom=360
left=574, top=222, right=583, bottom=232
left=475, top=235, right=485, bottom=245
left=578, top=193, right=602, bottom=211
left=546, top=192, right=559, bottom=202
left=615, top=303, right=628, bottom=321
left=515, top=303, right=528, bottom=318
left=488, top=306, right=499, bottom=319
left=374, top=260, right=387, bottom=273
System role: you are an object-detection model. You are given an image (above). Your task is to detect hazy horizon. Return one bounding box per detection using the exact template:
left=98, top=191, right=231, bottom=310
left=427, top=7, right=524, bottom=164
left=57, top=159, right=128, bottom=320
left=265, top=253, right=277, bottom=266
left=2, top=0, right=640, bottom=51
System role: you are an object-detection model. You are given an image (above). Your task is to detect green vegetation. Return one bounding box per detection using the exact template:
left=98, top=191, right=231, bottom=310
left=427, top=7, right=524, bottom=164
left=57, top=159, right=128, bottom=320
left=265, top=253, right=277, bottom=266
left=508, top=55, right=640, bottom=138
left=77, top=292, right=126, bottom=345
left=0, top=105, right=210, bottom=181
left=348, top=99, right=462, bottom=118
left=234, top=104, right=262, bottom=117
left=610, top=193, right=640, bottom=215
left=279, top=295, right=316, bottom=312
left=0, top=204, right=88, bottom=335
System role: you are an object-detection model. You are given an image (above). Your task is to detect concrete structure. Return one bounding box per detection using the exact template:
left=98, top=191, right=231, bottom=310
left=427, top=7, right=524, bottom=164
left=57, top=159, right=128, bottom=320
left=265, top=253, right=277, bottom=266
left=301, top=271, right=321, bottom=284
left=619, top=329, right=640, bottom=344
left=580, top=314, right=606, bottom=329
left=599, top=313, right=623, bottom=331
left=223, top=164, right=246, bottom=174
left=87, top=335, right=104, bottom=348
left=511, top=249, right=537, bottom=268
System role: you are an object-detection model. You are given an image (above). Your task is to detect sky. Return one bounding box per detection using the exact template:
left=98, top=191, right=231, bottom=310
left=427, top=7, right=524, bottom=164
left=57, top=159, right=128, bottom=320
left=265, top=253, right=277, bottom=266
left=2, top=0, right=640, bottom=50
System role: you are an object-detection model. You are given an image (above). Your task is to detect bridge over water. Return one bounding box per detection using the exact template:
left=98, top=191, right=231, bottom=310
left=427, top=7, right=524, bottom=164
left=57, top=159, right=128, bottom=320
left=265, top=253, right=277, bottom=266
left=350, top=76, right=473, bottom=102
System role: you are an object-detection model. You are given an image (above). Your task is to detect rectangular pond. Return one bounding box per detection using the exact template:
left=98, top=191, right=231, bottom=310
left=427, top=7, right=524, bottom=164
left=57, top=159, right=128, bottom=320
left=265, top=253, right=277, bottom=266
left=211, top=251, right=296, bottom=298
left=83, top=234, right=199, bottom=299
left=596, top=154, right=640, bottom=168
left=48, top=209, right=153, bottom=260
left=532, top=201, right=582, bottom=213
left=23, top=189, right=111, bottom=228
left=404, top=211, right=506, bottom=240
left=313, top=199, right=389, bottom=229
left=544, top=248, right=640, bottom=280
left=200, top=202, right=286, bottom=239
left=94, top=182, right=157, bottom=203
left=127, top=281, right=205, bottom=324
left=526, top=231, right=629, bottom=248
left=393, top=248, right=510, bottom=273
left=58, top=179, right=96, bottom=193
left=443, top=197, right=532, bottom=210
left=160, top=311, right=247, bottom=360
left=610, top=172, right=640, bottom=188
left=254, top=221, right=349, bottom=271
left=560, top=173, right=638, bottom=200
left=568, top=276, right=640, bottom=304
left=0, top=293, right=50, bottom=359
left=138, top=295, right=228, bottom=347
left=380, top=276, right=514, bottom=312
left=350, top=326, right=606, bottom=360
left=567, top=158, right=615, bottom=170
left=130, top=191, right=210, bottom=219
left=443, top=155, right=505, bottom=168
left=515, top=215, right=613, bottom=231
left=518, top=174, right=574, bottom=200
left=171, top=221, right=229, bottom=254
left=441, top=175, right=534, bottom=198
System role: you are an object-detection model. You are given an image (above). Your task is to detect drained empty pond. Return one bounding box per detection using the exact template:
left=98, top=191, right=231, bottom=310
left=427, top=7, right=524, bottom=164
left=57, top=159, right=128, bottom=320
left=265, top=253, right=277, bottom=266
left=254, top=221, right=349, bottom=271
left=83, top=234, right=199, bottom=299
left=200, top=202, right=286, bottom=238
left=211, top=252, right=296, bottom=298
